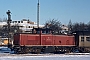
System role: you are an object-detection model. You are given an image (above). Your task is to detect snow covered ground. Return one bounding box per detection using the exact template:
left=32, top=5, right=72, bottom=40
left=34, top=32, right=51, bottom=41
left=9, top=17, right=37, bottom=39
left=0, top=54, right=90, bottom=60
left=0, top=46, right=90, bottom=60
left=0, top=46, right=14, bottom=54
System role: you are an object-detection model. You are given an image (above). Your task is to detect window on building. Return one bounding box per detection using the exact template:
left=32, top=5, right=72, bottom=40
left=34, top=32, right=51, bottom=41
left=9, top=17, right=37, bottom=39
left=31, top=26, right=33, bottom=28
left=15, top=21, right=17, bottom=23
left=86, top=37, right=90, bottom=41
left=21, top=21, right=23, bottom=23
left=81, top=37, right=84, bottom=42
left=12, top=21, right=14, bottom=23
left=29, top=26, right=30, bottom=28
left=18, top=21, right=20, bottom=23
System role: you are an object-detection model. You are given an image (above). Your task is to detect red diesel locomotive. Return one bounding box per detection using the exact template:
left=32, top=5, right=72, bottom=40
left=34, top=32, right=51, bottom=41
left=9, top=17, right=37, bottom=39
left=12, top=28, right=75, bottom=54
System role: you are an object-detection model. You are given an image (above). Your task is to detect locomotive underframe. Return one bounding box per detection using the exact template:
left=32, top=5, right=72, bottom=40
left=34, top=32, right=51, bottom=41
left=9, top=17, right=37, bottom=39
left=12, top=45, right=75, bottom=54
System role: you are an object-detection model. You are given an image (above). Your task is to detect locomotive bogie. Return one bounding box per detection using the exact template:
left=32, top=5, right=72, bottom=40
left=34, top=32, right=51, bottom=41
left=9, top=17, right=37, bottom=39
left=13, top=46, right=75, bottom=54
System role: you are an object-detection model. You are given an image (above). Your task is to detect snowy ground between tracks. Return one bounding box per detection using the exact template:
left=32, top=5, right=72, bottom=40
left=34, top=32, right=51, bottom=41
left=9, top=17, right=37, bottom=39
left=0, top=46, right=90, bottom=60
left=0, top=54, right=90, bottom=60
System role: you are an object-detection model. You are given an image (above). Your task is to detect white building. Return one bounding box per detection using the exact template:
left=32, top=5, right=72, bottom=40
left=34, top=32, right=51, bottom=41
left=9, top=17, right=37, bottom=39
left=0, top=22, right=7, bottom=28
left=61, top=25, right=69, bottom=34
left=0, top=19, right=45, bottom=32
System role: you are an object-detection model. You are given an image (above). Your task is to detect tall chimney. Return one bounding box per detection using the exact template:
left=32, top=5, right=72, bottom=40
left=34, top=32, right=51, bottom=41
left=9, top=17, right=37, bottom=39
left=37, top=0, right=40, bottom=28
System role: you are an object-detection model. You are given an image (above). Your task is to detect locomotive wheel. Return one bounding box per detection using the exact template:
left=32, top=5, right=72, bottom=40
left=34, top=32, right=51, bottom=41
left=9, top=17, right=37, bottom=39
left=21, top=47, right=30, bottom=54
left=65, top=49, right=71, bottom=53
left=35, top=49, right=41, bottom=54
left=25, top=48, right=30, bottom=53
left=84, top=48, right=90, bottom=53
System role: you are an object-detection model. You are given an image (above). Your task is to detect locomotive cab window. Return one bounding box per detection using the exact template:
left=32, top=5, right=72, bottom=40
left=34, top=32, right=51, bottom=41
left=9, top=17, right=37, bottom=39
left=81, top=37, right=84, bottom=42
left=86, top=37, right=90, bottom=41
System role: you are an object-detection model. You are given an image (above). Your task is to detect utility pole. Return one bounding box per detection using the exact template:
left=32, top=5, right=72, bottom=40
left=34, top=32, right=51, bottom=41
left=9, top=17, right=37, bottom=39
left=37, top=0, right=40, bottom=28
left=6, top=10, right=12, bottom=48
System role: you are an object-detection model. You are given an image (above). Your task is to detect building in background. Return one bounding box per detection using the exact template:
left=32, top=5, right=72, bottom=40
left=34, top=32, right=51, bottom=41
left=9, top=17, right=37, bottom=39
left=0, top=19, right=45, bottom=33
left=61, top=25, right=68, bottom=34
left=11, top=19, right=44, bottom=33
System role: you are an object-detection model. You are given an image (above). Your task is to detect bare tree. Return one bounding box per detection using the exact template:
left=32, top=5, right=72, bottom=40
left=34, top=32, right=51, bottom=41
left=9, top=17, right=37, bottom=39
left=68, top=20, right=73, bottom=33
left=87, top=21, right=90, bottom=31
left=44, top=19, right=62, bottom=34
left=72, top=22, right=88, bottom=32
